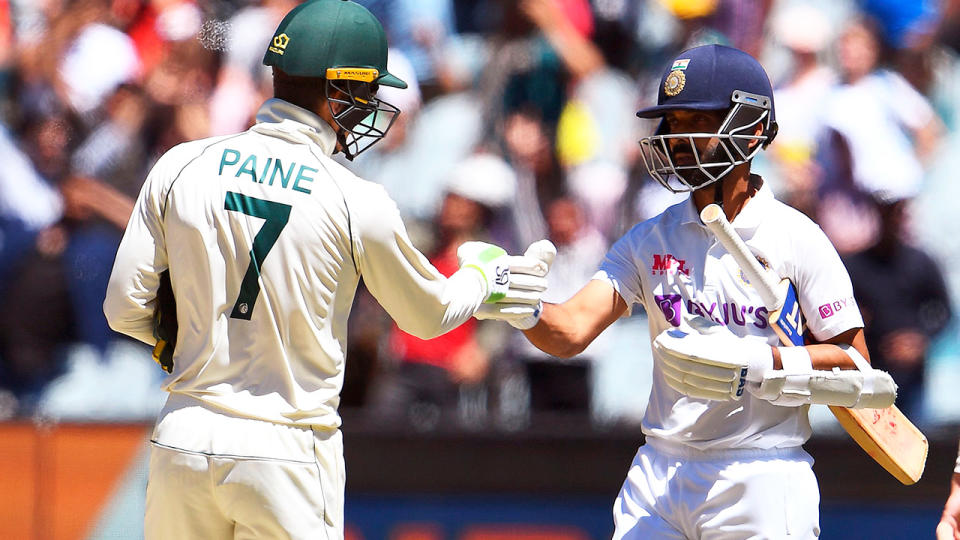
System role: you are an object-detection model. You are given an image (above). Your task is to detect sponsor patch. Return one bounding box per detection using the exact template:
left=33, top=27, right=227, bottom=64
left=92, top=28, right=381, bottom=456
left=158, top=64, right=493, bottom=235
left=651, top=254, right=689, bottom=276
left=654, top=294, right=683, bottom=327
left=818, top=296, right=855, bottom=319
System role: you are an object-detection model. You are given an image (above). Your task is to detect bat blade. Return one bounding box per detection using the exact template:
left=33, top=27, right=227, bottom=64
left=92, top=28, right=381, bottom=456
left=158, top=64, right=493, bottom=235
left=700, top=203, right=928, bottom=485
left=829, top=405, right=928, bottom=484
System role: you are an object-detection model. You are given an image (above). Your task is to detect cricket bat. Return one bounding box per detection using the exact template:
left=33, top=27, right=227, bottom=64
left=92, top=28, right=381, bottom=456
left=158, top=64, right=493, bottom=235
left=700, top=203, right=928, bottom=485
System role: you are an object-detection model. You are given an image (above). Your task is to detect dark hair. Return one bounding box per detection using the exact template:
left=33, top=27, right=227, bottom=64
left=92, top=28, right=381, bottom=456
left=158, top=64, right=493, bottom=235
left=272, top=68, right=326, bottom=110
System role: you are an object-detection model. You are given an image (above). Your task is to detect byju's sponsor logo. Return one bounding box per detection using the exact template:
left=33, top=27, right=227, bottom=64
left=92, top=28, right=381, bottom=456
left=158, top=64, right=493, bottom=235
left=652, top=254, right=690, bottom=276
left=654, top=294, right=682, bottom=326
left=818, top=297, right=855, bottom=319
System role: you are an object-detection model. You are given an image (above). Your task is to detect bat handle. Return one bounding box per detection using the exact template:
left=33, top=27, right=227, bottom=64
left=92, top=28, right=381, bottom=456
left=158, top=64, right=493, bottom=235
left=700, top=204, right=783, bottom=309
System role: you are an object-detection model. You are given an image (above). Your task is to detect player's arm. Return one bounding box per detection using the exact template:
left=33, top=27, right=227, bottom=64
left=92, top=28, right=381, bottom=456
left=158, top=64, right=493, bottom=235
left=103, top=150, right=176, bottom=345
left=653, top=322, right=894, bottom=406
left=522, top=279, right=628, bottom=358
left=773, top=326, right=869, bottom=371
left=352, top=183, right=548, bottom=340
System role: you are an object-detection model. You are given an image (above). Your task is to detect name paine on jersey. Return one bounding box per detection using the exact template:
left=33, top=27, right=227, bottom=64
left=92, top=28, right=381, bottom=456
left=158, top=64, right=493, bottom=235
left=655, top=293, right=771, bottom=330
left=218, top=148, right=319, bottom=194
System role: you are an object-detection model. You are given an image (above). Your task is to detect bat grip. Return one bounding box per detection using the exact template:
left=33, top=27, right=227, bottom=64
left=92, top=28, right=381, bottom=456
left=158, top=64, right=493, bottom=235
left=700, top=204, right=783, bottom=309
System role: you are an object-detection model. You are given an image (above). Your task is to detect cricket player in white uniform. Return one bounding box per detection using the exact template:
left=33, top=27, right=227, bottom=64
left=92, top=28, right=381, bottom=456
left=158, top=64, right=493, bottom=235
left=103, top=1, right=554, bottom=538
left=480, top=44, right=897, bottom=539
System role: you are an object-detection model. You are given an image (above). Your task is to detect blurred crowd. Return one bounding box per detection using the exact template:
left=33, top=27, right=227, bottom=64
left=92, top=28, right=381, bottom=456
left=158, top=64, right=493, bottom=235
left=0, top=0, right=958, bottom=430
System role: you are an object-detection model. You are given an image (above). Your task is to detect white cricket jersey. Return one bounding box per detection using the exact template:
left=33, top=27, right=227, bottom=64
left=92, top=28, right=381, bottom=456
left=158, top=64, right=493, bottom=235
left=598, top=184, right=863, bottom=450
left=104, top=99, right=486, bottom=429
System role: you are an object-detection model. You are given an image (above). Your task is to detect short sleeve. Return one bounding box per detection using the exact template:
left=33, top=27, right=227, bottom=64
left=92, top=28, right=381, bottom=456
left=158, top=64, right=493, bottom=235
left=790, top=221, right=864, bottom=341
left=597, top=230, right=645, bottom=308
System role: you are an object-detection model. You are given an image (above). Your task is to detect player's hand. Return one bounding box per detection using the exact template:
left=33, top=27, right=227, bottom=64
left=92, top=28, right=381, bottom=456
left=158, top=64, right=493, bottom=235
left=653, top=317, right=773, bottom=401
left=470, top=240, right=556, bottom=330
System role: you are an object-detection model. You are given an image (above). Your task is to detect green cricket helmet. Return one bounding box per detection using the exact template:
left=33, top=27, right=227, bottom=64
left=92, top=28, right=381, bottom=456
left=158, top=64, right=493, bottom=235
left=263, top=0, right=408, bottom=160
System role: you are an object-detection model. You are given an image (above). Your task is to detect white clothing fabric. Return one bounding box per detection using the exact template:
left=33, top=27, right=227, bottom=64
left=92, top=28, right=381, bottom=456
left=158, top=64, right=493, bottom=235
left=613, top=440, right=820, bottom=539
left=146, top=396, right=344, bottom=540
left=822, top=69, right=936, bottom=200
left=104, top=98, right=486, bottom=431
left=598, top=183, right=863, bottom=451
left=0, top=126, right=62, bottom=229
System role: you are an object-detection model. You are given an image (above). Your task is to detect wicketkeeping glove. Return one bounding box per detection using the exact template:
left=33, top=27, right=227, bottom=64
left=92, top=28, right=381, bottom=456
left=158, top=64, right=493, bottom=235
left=653, top=317, right=773, bottom=401
left=466, top=240, right=556, bottom=330
left=152, top=270, right=178, bottom=374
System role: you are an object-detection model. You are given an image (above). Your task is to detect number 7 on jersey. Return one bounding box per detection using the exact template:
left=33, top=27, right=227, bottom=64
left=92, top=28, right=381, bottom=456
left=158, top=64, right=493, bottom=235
left=224, top=192, right=291, bottom=320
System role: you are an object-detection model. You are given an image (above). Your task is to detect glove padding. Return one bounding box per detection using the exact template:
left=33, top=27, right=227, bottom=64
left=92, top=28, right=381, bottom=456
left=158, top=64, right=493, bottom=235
left=471, top=240, right=556, bottom=329
left=152, top=270, right=177, bottom=374
left=747, top=344, right=897, bottom=408
left=653, top=317, right=773, bottom=401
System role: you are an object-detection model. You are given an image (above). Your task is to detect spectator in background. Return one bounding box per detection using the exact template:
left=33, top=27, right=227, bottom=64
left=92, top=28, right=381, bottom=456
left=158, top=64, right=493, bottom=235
left=0, top=124, right=65, bottom=416
left=356, top=0, right=455, bottom=98
left=766, top=2, right=836, bottom=217
left=208, top=0, right=297, bottom=136
left=843, top=192, right=952, bottom=421
left=816, top=16, right=944, bottom=254
left=348, top=48, right=434, bottom=222
left=367, top=153, right=517, bottom=430
left=511, top=196, right=608, bottom=418
left=860, top=0, right=941, bottom=93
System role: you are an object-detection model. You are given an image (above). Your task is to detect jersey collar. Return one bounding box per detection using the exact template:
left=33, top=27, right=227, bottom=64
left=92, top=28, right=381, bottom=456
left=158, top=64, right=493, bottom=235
left=730, top=179, right=773, bottom=232
left=680, top=177, right=773, bottom=231
left=253, top=99, right=338, bottom=156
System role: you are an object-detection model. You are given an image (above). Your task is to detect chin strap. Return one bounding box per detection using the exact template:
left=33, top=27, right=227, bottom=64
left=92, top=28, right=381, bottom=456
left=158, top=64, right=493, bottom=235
left=713, top=179, right=724, bottom=207
left=334, top=128, right=355, bottom=161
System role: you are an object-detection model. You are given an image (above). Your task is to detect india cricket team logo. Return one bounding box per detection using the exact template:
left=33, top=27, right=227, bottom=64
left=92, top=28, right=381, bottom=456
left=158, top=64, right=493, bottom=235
left=664, top=58, right=689, bottom=97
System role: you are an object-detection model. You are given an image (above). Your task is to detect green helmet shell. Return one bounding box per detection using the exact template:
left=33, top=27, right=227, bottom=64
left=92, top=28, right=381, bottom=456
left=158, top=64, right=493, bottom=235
left=262, top=0, right=407, bottom=89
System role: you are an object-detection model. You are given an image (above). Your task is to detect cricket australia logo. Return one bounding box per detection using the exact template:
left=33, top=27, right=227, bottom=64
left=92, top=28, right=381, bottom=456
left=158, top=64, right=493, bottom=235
left=269, top=33, right=290, bottom=55
left=651, top=254, right=690, bottom=276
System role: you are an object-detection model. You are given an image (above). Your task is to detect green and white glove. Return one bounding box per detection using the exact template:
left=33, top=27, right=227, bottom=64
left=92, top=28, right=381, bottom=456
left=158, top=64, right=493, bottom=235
left=465, top=240, right=557, bottom=330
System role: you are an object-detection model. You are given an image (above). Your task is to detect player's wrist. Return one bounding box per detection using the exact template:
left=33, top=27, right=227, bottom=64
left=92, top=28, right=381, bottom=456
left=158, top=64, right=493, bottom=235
left=777, top=346, right=812, bottom=374
left=743, top=340, right=775, bottom=382
left=456, top=242, right=509, bottom=303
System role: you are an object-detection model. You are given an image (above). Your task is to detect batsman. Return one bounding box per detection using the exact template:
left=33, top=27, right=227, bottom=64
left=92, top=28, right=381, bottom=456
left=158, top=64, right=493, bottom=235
left=484, top=44, right=897, bottom=538
left=103, top=1, right=553, bottom=538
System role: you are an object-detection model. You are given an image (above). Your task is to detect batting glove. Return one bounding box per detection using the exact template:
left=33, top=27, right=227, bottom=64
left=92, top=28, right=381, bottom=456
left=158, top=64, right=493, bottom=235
left=470, top=240, right=556, bottom=330
left=653, top=317, right=773, bottom=401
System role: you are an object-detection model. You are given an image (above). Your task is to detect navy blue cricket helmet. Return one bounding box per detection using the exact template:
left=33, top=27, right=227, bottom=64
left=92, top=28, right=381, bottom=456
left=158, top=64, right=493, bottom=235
left=637, top=44, right=778, bottom=192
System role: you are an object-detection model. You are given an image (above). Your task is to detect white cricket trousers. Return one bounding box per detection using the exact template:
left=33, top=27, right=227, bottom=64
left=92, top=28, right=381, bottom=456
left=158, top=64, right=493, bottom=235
left=613, top=438, right=820, bottom=539
left=145, top=394, right=345, bottom=540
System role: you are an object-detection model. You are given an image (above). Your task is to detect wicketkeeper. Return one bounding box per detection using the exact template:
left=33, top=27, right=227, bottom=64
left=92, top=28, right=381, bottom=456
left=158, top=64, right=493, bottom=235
left=104, top=1, right=553, bottom=538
